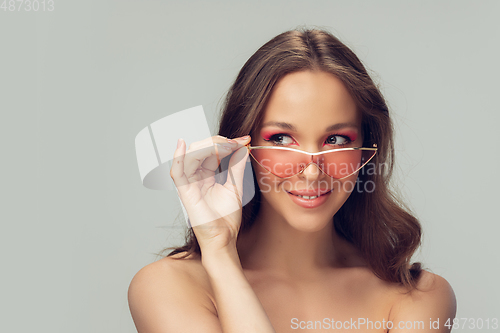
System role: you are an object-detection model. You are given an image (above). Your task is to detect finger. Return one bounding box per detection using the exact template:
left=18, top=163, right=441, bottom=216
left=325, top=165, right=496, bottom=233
left=183, top=136, right=234, bottom=173
left=199, top=142, right=234, bottom=172
left=170, top=139, right=221, bottom=226
left=199, top=135, right=250, bottom=171
left=170, top=138, right=190, bottom=192
left=187, top=135, right=232, bottom=151
left=224, top=136, right=251, bottom=201
left=182, top=135, right=250, bottom=182
left=184, top=142, right=236, bottom=178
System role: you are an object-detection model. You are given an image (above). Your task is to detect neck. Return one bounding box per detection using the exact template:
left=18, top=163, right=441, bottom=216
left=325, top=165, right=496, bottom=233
left=236, top=200, right=365, bottom=279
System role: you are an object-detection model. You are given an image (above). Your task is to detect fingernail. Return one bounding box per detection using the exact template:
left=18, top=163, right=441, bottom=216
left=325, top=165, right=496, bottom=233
left=218, top=143, right=232, bottom=150
left=237, top=135, right=251, bottom=140
left=177, top=138, right=183, bottom=148
left=227, top=139, right=238, bottom=144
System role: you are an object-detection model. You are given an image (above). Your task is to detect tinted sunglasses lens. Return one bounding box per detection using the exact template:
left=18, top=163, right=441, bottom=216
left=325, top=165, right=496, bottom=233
left=250, top=148, right=308, bottom=178
left=320, top=149, right=376, bottom=179
left=250, top=148, right=376, bottom=179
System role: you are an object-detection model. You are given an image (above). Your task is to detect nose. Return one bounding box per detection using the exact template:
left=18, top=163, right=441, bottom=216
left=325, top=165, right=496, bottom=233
left=298, top=161, right=324, bottom=179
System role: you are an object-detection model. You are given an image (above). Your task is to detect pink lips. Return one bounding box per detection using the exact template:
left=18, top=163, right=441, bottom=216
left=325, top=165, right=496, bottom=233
left=287, top=188, right=332, bottom=196
left=286, top=189, right=333, bottom=209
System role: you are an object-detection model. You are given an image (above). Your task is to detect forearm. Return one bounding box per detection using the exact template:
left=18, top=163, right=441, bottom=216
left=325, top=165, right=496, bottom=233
left=202, top=248, right=276, bottom=333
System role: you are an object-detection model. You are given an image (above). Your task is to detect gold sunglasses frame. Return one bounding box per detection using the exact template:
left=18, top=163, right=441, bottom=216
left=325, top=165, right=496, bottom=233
left=244, top=143, right=378, bottom=180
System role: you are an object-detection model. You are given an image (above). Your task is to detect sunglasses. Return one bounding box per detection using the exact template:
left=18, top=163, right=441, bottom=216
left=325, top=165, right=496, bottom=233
left=245, top=143, right=378, bottom=180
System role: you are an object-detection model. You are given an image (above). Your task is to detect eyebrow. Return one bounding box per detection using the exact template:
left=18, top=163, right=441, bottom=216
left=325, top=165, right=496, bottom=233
left=261, top=121, right=358, bottom=132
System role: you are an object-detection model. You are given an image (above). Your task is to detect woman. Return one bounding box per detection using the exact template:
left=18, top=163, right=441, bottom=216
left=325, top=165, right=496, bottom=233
left=128, top=28, right=456, bottom=332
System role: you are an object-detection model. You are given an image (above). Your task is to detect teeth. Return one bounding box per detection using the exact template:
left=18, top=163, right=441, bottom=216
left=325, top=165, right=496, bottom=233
left=297, top=194, right=319, bottom=199
left=289, top=190, right=332, bottom=199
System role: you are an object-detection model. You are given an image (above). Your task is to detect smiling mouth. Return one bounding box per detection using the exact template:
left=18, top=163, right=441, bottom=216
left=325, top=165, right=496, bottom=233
left=286, top=189, right=333, bottom=200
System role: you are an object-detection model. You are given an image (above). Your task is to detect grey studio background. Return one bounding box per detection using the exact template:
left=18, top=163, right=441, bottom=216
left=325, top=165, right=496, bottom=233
left=1, top=1, right=499, bottom=332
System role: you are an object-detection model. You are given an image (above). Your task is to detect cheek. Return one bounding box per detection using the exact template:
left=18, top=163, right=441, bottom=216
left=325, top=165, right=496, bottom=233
left=251, top=160, right=280, bottom=194
left=333, top=174, right=359, bottom=196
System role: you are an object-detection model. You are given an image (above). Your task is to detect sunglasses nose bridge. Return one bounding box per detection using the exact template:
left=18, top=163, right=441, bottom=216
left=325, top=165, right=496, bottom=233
left=297, top=153, right=326, bottom=176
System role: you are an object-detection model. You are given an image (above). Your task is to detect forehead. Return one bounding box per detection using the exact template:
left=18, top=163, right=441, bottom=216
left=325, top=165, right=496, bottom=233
left=259, top=70, right=361, bottom=132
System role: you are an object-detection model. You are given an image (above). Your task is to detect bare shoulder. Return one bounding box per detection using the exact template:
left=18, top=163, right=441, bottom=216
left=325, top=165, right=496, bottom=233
left=153, top=252, right=210, bottom=283
left=389, top=270, right=457, bottom=332
left=128, top=252, right=220, bottom=333
left=414, top=270, right=455, bottom=293
left=408, top=270, right=456, bottom=307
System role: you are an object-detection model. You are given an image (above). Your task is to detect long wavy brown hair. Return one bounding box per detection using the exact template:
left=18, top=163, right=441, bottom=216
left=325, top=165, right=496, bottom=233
left=158, top=28, right=422, bottom=288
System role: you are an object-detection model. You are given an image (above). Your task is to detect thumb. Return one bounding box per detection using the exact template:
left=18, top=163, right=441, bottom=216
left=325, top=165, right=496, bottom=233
left=224, top=144, right=250, bottom=202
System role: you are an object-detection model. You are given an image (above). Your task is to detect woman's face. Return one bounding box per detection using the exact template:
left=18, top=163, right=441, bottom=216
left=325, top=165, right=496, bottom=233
left=250, top=70, right=363, bottom=232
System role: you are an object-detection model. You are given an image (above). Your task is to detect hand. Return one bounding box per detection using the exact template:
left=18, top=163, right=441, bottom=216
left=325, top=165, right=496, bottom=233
left=170, top=135, right=251, bottom=254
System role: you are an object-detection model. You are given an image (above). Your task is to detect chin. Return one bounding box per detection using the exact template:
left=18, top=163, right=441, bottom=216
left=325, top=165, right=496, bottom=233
left=285, top=214, right=334, bottom=233
left=264, top=190, right=344, bottom=233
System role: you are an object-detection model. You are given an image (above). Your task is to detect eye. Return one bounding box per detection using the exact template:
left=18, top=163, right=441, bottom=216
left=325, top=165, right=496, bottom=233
left=265, top=133, right=295, bottom=146
left=325, top=135, right=351, bottom=146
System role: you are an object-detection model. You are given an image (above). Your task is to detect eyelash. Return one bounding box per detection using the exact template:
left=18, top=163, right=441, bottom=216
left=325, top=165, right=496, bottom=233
left=264, top=133, right=352, bottom=147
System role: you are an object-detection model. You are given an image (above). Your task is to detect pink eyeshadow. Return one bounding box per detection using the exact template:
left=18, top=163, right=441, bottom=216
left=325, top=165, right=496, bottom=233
left=336, top=130, right=358, bottom=142
left=260, top=129, right=282, bottom=141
